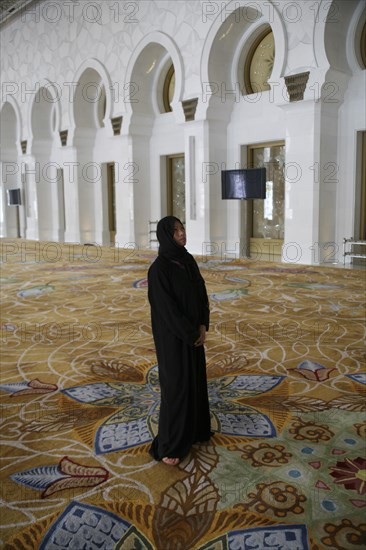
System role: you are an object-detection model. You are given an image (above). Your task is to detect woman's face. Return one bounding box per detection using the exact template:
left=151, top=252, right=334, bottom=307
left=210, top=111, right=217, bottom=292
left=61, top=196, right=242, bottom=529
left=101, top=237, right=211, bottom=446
left=173, top=221, right=186, bottom=247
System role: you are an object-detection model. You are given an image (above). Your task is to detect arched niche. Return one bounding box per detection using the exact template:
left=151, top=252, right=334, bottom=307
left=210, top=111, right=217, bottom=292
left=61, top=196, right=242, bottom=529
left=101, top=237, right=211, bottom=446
left=122, top=33, right=185, bottom=248
left=347, top=2, right=366, bottom=72
left=125, top=32, right=183, bottom=122
left=31, top=87, right=56, bottom=141
left=67, top=59, right=113, bottom=145
left=130, top=42, right=167, bottom=116
left=71, top=65, right=111, bottom=244
left=314, top=0, right=362, bottom=74
left=74, top=68, right=106, bottom=129
left=198, top=0, right=286, bottom=258
left=0, top=101, right=18, bottom=150
left=200, top=0, right=286, bottom=115
left=27, top=79, right=61, bottom=146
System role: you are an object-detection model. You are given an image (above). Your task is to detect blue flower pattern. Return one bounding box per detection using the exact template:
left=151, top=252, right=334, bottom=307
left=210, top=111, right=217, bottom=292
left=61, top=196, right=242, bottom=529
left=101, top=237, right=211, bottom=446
left=62, top=367, right=284, bottom=454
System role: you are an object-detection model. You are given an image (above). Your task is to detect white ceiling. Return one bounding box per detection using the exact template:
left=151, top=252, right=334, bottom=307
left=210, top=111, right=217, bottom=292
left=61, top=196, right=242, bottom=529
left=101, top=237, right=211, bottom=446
left=0, top=0, right=37, bottom=26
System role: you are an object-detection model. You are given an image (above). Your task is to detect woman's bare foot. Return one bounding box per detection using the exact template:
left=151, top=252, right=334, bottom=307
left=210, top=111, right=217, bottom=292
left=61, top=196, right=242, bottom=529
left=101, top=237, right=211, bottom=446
left=162, top=457, right=180, bottom=466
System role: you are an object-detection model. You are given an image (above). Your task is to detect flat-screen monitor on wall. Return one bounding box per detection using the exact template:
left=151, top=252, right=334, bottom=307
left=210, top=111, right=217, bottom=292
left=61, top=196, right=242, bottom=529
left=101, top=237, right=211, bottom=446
left=221, top=167, right=266, bottom=199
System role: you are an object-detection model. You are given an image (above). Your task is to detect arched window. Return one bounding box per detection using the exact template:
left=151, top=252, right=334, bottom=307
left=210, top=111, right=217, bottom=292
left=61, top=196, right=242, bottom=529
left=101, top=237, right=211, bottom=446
left=163, top=64, right=175, bottom=113
left=360, top=20, right=366, bottom=69
left=97, top=85, right=106, bottom=127
left=244, top=29, right=275, bottom=94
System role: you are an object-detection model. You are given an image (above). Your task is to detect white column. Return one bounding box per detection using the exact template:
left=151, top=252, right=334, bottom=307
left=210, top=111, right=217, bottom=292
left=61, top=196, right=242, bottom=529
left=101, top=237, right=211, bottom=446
left=114, top=135, right=136, bottom=247
left=62, top=146, right=81, bottom=243
left=281, top=92, right=345, bottom=265
left=23, top=156, right=40, bottom=241
left=281, top=100, right=320, bottom=264
left=183, top=120, right=212, bottom=257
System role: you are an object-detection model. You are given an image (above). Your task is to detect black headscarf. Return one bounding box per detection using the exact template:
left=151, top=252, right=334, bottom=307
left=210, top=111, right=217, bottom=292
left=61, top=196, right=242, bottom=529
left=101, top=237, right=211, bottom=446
left=156, top=216, right=203, bottom=282
left=156, top=216, right=188, bottom=261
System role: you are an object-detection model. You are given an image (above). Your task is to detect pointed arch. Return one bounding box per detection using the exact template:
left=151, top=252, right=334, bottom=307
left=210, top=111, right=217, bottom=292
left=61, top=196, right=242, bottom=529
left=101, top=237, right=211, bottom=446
left=0, top=96, right=22, bottom=152
left=314, top=0, right=362, bottom=74
left=27, top=78, right=62, bottom=146
left=346, top=0, right=366, bottom=72
left=200, top=0, right=286, bottom=109
left=69, top=58, right=113, bottom=138
left=124, top=31, right=184, bottom=117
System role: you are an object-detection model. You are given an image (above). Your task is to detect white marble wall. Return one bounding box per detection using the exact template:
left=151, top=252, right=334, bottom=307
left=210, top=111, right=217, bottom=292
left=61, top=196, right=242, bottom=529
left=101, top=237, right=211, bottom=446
left=0, top=0, right=365, bottom=264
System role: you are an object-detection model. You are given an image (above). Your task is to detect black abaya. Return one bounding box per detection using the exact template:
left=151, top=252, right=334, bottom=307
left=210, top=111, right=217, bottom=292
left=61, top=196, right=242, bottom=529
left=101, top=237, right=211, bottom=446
left=148, top=217, right=211, bottom=461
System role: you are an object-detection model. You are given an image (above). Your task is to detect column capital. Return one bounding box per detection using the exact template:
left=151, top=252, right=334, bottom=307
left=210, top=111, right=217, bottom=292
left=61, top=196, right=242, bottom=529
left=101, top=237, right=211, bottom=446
left=284, top=72, right=310, bottom=103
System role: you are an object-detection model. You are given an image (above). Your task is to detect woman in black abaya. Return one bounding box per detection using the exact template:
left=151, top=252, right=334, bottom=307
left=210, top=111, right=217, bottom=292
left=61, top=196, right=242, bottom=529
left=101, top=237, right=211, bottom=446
left=148, top=216, right=212, bottom=465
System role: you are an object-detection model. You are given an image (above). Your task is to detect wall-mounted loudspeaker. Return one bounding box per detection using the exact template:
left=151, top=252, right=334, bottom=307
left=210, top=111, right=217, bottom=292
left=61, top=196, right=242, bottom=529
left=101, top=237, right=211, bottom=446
left=7, top=188, right=22, bottom=206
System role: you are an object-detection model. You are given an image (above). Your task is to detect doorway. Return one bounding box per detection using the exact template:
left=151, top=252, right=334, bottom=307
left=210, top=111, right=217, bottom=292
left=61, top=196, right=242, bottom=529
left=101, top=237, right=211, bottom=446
left=352, top=131, right=366, bottom=264
left=107, top=162, right=116, bottom=244
left=167, top=154, right=185, bottom=222
left=56, top=168, right=66, bottom=237
left=359, top=131, right=366, bottom=240
left=248, top=141, right=285, bottom=261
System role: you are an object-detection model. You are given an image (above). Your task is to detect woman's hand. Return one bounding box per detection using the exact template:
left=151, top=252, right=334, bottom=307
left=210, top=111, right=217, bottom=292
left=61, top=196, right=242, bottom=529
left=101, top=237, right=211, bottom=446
left=194, top=325, right=206, bottom=347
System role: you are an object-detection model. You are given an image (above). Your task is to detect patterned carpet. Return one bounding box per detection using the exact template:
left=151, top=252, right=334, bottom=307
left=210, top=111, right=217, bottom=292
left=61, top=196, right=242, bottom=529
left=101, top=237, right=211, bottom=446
left=1, top=239, right=365, bottom=550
